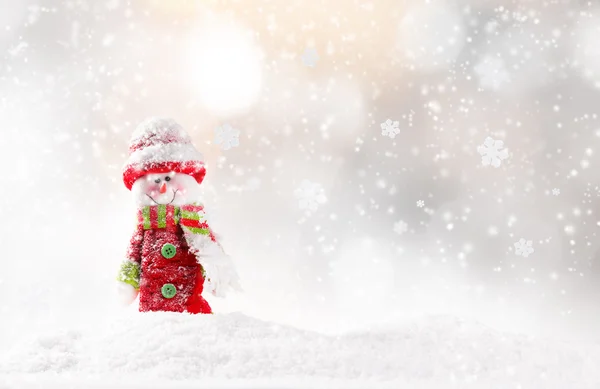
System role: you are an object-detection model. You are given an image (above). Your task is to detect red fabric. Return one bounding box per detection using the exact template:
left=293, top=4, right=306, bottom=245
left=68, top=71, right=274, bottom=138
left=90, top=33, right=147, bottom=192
left=179, top=218, right=204, bottom=229
left=126, top=227, right=144, bottom=263
left=181, top=204, right=204, bottom=213
left=179, top=204, right=220, bottom=243
left=186, top=267, right=213, bottom=314
left=126, top=224, right=212, bottom=314
left=123, top=160, right=206, bottom=190
left=136, top=205, right=180, bottom=231
left=150, top=206, right=158, bottom=229
left=166, top=206, right=178, bottom=229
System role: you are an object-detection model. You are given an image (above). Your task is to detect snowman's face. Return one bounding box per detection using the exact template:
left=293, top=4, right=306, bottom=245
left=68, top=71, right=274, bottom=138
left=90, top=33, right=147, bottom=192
left=132, top=172, right=201, bottom=207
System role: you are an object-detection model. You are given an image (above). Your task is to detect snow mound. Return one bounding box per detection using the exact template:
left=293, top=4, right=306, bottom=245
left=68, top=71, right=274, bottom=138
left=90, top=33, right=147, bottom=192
left=0, top=330, right=81, bottom=374
left=1, top=313, right=599, bottom=388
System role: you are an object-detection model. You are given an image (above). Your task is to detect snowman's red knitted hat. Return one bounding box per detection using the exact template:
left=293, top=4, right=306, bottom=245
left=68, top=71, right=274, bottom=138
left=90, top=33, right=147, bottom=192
left=123, top=117, right=206, bottom=190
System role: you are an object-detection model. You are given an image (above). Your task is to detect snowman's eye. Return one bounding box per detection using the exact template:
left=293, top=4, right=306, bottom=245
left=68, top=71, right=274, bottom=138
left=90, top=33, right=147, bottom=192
left=165, top=176, right=171, bottom=182
left=154, top=179, right=161, bottom=184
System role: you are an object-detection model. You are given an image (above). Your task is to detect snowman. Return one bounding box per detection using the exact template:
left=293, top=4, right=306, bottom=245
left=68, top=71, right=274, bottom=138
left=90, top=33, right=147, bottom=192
left=117, top=117, right=241, bottom=314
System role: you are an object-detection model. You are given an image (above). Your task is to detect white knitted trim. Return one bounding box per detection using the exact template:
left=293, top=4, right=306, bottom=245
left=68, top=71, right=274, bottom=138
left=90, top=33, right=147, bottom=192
left=125, top=142, right=204, bottom=168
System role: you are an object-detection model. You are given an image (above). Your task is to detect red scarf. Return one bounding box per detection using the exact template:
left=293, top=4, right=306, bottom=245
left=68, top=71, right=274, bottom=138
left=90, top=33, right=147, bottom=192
left=137, top=204, right=209, bottom=235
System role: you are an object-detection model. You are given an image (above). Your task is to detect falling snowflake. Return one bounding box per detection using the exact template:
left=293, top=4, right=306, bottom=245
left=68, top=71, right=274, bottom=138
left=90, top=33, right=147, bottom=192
left=214, top=124, right=240, bottom=151
left=393, top=220, right=408, bottom=234
left=514, top=239, right=534, bottom=258
left=552, top=188, right=560, bottom=196
left=474, top=55, right=510, bottom=91
left=380, top=119, right=400, bottom=139
left=294, top=180, right=327, bottom=212
left=477, top=137, right=509, bottom=167
left=301, top=47, right=319, bottom=67
left=416, top=200, right=425, bottom=208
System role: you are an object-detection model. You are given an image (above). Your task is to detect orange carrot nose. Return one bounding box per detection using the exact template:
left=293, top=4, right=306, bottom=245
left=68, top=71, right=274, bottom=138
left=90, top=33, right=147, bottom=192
left=160, top=183, right=167, bottom=194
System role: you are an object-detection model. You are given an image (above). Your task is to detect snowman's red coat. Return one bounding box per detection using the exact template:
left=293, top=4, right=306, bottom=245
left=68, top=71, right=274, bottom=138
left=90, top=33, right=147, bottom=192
left=127, top=223, right=212, bottom=314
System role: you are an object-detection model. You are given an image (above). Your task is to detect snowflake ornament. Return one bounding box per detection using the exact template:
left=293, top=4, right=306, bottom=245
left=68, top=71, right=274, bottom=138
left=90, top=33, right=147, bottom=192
left=294, top=180, right=327, bottom=212
left=380, top=119, right=400, bottom=139
left=477, top=137, right=509, bottom=167
left=214, top=124, right=240, bottom=151
left=514, top=239, right=534, bottom=258
left=393, top=220, right=408, bottom=234
left=416, top=200, right=425, bottom=208
left=301, top=47, right=319, bottom=67
left=552, top=188, right=560, bottom=196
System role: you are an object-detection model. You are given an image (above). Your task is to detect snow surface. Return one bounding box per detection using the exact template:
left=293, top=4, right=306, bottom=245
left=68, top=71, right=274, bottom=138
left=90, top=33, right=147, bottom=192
left=1, top=313, right=599, bottom=389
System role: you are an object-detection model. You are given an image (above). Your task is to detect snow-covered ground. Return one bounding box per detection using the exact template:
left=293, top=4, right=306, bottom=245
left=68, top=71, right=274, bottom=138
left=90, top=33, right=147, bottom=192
left=1, top=313, right=599, bottom=389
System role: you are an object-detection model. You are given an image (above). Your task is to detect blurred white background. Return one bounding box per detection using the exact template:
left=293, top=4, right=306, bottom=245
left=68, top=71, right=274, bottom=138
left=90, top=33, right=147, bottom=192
left=2, top=0, right=600, bottom=350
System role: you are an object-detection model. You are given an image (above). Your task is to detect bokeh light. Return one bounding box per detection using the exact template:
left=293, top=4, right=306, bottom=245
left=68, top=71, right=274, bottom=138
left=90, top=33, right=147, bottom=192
left=572, top=11, right=600, bottom=88
left=183, top=17, right=263, bottom=116
left=396, top=0, right=465, bottom=72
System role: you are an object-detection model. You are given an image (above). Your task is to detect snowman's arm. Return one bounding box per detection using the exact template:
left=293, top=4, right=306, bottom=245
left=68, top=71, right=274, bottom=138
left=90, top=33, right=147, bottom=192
left=117, top=226, right=143, bottom=290
left=199, top=223, right=243, bottom=295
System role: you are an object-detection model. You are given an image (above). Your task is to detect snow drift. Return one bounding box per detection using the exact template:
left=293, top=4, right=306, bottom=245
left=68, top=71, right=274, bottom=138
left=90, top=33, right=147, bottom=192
left=1, top=312, right=599, bottom=388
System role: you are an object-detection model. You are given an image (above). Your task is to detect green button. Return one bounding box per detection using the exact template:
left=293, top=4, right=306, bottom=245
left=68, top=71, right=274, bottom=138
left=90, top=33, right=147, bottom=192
left=161, top=283, right=177, bottom=299
left=161, top=243, right=177, bottom=259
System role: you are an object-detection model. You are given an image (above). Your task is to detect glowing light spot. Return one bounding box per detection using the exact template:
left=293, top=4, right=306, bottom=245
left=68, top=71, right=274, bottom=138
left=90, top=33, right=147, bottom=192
left=184, top=18, right=263, bottom=115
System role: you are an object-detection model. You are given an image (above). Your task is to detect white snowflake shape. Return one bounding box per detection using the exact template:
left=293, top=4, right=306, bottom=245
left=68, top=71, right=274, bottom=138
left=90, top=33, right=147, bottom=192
left=416, top=200, right=425, bottom=208
left=301, top=47, right=319, bottom=67
left=393, top=220, right=408, bottom=234
left=294, top=180, right=327, bottom=212
left=474, top=55, right=510, bottom=91
left=514, top=239, right=534, bottom=258
left=380, top=119, right=400, bottom=139
left=552, top=188, right=560, bottom=196
left=477, top=137, right=509, bottom=167
left=214, top=124, right=240, bottom=151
